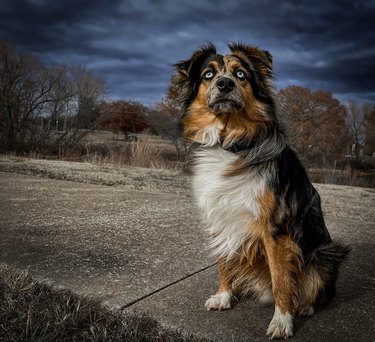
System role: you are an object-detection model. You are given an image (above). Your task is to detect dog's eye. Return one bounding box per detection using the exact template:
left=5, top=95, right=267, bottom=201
left=236, top=70, right=246, bottom=79
left=203, top=71, right=214, bottom=80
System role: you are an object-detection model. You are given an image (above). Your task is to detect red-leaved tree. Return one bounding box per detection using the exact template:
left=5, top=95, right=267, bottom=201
left=277, top=86, right=349, bottom=165
left=97, top=100, right=149, bottom=138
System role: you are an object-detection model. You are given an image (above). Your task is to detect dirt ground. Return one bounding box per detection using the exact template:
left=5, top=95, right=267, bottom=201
left=1, top=154, right=374, bottom=220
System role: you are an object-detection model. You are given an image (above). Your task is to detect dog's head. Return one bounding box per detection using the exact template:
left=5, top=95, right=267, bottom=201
left=172, top=42, right=276, bottom=147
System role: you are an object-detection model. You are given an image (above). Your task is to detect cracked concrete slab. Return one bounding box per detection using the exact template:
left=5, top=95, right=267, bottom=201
left=0, top=162, right=374, bottom=341
left=0, top=172, right=213, bottom=309
left=127, top=222, right=375, bottom=341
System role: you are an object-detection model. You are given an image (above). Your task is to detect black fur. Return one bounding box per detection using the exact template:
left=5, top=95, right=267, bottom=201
left=173, top=42, right=351, bottom=306
left=174, top=43, right=217, bottom=109
left=313, top=242, right=352, bottom=300
left=270, top=147, right=351, bottom=271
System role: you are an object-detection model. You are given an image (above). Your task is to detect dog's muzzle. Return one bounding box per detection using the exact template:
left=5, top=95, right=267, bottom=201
left=208, top=77, right=243, bottom=114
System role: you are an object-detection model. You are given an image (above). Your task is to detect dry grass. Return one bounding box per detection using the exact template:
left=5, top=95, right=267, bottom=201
left=1, top=129, right=374, bottom=188
left=308, top=166, right=375, bottom=188
left=8, top=132, right=182, bottom=171
left=0, top=264, right=210, bottom=342
left=86, top=136, right=179, bottom=170
left=0, top=155, right=191, bottom=196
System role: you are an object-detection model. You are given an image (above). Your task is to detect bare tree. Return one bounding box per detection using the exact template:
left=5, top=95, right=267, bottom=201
left=363, top=105, right=375, bottom=157
left=148, top=99, right=184, bottom=158
left=346, top=100, right=368, bottom=161
left=71, top=65, right=106, bottom=129
left=148, top=77, right=186, bottom=159
left=0, top=42, right=76, bottom=150
left=0, top=42, right=106, bottom=155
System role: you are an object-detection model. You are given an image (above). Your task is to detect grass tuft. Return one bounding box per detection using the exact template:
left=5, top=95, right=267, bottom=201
left=83, top=135, right=180, bottom=170
left=0, top=264, right=210, bottom=342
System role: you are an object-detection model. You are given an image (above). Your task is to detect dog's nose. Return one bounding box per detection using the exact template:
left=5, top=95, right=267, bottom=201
left=216, top=77, right=235, bottom=93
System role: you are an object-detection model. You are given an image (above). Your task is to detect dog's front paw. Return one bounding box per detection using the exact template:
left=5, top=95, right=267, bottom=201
left=266, top=306, right=293, bottom=339
left=205, top=290, right=232, bottom=311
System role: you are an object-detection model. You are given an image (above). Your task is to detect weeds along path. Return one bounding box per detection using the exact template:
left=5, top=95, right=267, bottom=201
left=0, top=155, right=191, bottom=196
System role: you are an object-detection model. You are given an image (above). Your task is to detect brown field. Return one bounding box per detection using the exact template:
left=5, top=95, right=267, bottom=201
left=3, top=129, right=375, bottom=188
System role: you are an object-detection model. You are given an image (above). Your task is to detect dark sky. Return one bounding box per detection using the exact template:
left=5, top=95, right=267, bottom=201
left=1, top=0, right=374, bottom=105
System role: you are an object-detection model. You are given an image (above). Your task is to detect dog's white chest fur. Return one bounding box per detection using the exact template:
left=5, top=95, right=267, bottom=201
left=192, top=147, right=266, bottom=259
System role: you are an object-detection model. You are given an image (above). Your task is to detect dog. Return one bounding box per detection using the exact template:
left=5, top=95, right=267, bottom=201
left=172, top=42, right=351, bottom=339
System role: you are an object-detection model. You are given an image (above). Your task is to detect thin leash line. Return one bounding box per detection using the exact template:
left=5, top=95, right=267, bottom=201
left=120, top=262, right=216, bottom=310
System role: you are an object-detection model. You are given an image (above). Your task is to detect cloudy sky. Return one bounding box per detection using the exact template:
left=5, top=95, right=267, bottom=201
left=0, top=0, right=374, bottom=105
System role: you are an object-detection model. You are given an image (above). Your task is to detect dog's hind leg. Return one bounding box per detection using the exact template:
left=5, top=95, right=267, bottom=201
left=296, top=241, right=350, bottom=316
left=205, top=258, right=235, bottom=311
left=297, top=265, right=324, bottom=316
left=311, top=241, right=351, bottom=302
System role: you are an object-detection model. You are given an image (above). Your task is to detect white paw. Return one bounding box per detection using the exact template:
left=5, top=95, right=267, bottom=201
left=205, top=290, right=232, bottom=311
left=266, top=306, right=293, bottom=339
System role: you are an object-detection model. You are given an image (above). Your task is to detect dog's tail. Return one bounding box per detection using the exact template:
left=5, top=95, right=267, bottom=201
left=311, top=241, right=351, bottom=300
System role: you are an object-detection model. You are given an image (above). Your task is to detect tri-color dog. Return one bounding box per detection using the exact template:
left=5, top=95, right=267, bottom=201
left=172, top=42, right=350, bottom=339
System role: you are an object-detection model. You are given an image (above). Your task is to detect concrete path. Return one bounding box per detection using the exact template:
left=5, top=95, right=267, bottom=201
left=1, top=171, right=374, bottom=341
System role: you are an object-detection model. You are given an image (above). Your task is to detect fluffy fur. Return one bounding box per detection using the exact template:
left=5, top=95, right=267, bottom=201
left=172, top=42, right=351, bottom=339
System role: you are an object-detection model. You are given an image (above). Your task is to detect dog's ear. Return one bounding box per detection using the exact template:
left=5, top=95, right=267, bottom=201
left=172, top=43, right=216, bottom=107
left=174, top=42, right=217, bottom=77
left=228, top=42, right=272, bottom=74
left=228, top=42, right=274, bottom=102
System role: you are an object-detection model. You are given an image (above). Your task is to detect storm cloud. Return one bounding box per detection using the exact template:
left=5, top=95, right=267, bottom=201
left=0, top=0, right=374, bottom=104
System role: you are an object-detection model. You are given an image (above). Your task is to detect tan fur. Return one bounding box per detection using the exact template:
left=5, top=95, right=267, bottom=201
left=297, top=265, right=324, bottom=315
left=229, top=46, right=273, bottom=76
left=220, top=97, right=268, bottom=146
left=217, top=258, right=235, bottom=293
left=183, top=85, right=220, bottom=142
left=212, top=189, right=311, bottom=315
left=184, top=55, right=269, bottom=146
left=263, top=235, right=303, bottom=314
left=201, top=60, right=221, bottom=75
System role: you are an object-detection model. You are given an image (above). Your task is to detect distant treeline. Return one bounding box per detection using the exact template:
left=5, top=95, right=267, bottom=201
left=1, top=41, right=374, bottom=171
